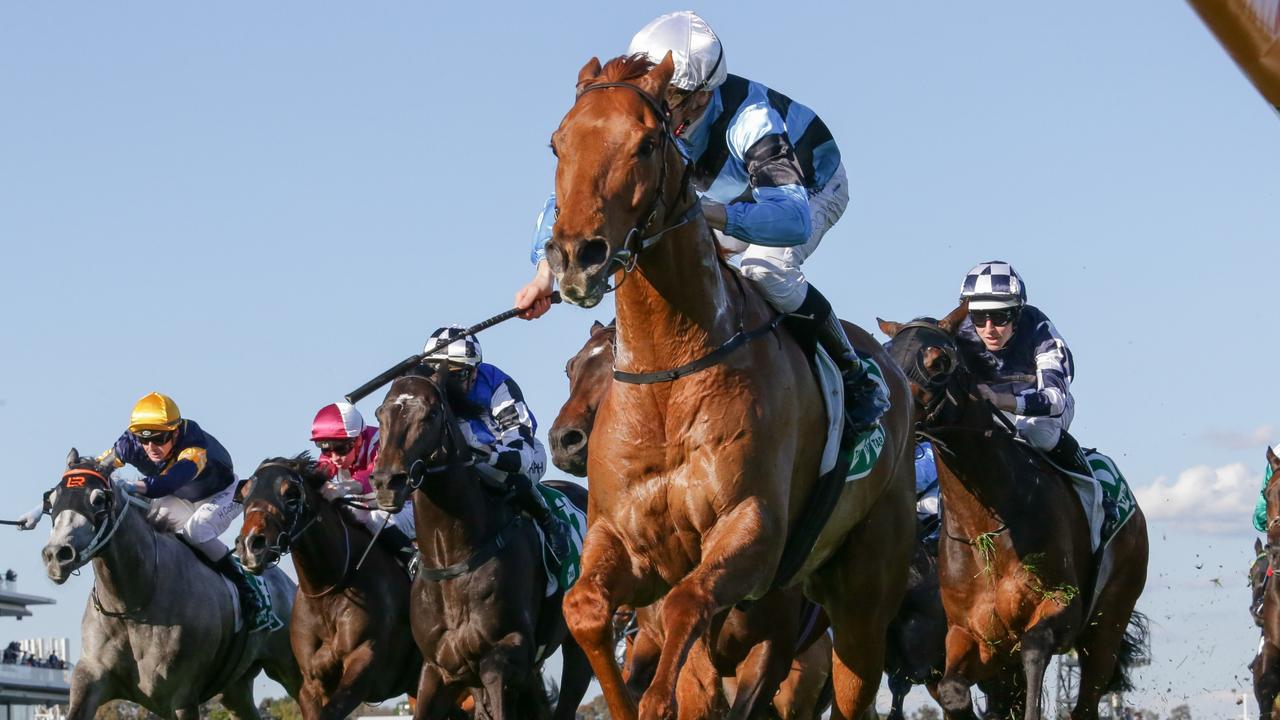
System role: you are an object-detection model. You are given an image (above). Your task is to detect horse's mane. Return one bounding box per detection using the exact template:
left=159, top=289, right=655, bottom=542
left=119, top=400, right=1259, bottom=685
left=595, top=54, right=655, bottom=84
left=260, top=452, right=327, bottom=484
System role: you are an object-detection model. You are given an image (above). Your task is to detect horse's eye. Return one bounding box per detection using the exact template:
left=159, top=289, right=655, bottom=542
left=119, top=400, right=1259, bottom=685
left=637, top=138, right=656, bottom=158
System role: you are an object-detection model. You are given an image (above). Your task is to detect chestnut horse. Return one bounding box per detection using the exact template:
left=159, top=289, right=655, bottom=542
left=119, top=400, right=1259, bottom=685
left=371, top=366, right=593, bottom=720
left=547, top=54, right=916, bottom=720
left=551, top=318, right=832, bottom=718
left=235, top=455, right=423, bottom=720
left=1253, top=447, right=1280, bottom=718
left=879, top=307, right=1150, bottom=720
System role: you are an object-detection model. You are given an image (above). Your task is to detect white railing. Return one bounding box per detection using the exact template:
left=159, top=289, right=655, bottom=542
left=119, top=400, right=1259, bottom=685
left=0, top=661, right=72, bottom=690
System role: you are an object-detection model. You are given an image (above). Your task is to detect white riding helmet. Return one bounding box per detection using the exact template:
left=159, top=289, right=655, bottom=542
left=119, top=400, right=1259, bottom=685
left=628, top=11, right=727, bottom=93
left=958, top=261, right=1028, bottom=311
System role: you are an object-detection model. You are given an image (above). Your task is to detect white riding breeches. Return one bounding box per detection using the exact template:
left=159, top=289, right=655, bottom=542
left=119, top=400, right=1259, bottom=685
left=718, top=162, right=850, bottom=313
left=148, top=482, right=242, bottom=561
left=1004, top=394, right=1075, bottom=451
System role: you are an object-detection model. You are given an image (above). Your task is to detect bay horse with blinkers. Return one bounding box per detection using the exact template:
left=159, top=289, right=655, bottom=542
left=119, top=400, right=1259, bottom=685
left=878, top=306, right=1149, bottom=720
left=1253, top=447, right=1280, bottom=718
left=371, top=364, right=593, bottom=720
left=235, top=454, right=423, bottom=720
left=546, top=52, right=917, bottom=720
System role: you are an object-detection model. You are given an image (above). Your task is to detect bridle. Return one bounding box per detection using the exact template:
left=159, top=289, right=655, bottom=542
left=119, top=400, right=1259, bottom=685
left=886, top=321, right=963, bottom=426
left=241, top=460, right=364, bottom=599
left=47, top=468, right=146, bottom=572
left=402, top=372, right=478, bottom=489
left=567, top=78, right=705, bottom=289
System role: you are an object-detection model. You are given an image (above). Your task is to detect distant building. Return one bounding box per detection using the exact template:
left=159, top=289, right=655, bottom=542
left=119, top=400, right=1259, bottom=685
left=0, top=573, right=70, bottom=720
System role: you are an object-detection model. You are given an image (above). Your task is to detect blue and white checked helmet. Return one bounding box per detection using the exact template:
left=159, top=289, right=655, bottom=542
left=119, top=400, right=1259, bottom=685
left=959, top=261, right=1027, bottom=310
left=424, top=325, right=482, bottom=367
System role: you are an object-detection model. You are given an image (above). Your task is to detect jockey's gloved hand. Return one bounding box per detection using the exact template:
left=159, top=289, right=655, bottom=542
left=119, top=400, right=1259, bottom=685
left=16, top=504, right=44, bottom=531
left=976, top=384, right=1018, bottom=413
left=121, top=479, right=147, bottom=496
left=320, top=480, right=349, bottom=502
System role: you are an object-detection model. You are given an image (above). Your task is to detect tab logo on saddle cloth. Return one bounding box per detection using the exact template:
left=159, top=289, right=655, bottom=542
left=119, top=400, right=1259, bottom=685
left=840, top=358, right=888, bottom=483
left=1086, top=451, right=1137, bottom=546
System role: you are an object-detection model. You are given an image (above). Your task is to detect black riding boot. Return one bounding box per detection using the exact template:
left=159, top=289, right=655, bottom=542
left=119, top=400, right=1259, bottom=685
left=794, top=285, right=889, bottom=433
left=507, top=474, right=572, bottom=562
left=1048, top=432, right=1119, bottom=530
left=213, top=552, right=273, bottom=632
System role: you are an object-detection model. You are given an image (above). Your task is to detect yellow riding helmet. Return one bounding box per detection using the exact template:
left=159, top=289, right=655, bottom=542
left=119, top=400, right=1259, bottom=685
left=128, top=392, right=182, bottom=435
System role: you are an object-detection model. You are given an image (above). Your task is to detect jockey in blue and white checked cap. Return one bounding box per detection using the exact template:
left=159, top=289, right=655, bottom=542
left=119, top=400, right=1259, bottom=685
left=514, top=10, right=888, bottom=432
left=421, top=326, right=572, bottom=561
left=954, top=261, right=1115, bottom=546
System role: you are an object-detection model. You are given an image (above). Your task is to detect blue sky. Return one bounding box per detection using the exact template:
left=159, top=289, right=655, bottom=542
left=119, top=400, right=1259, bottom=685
left=1, top=2, right=1276, bottom=716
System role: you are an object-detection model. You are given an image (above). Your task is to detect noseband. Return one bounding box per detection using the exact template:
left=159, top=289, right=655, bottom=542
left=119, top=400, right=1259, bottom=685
left=569, top=80, right=704, bottom=287
left=241, top=462, right=323, bottom=561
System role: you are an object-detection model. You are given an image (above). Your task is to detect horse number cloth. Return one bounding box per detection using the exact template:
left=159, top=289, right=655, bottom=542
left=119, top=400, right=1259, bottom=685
left=534, top=484, right=586, bottom=596
left=1086, top=450, right=1137, bottom=549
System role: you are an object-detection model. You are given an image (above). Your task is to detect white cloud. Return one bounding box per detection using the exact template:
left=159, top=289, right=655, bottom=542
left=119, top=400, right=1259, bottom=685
left=1201, top=424, right=1278, bottom=450
left=1133, top=462, right=1262, bottom=533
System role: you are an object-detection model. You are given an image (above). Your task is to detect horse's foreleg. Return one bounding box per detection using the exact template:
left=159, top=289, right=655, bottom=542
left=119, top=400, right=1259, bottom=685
left=936, top=626, right=982, bottom=720
left=219, top=674, right=264, bottom=720
left=564, top=526, right=641, bottom=720
left=65, top=666, right=111, bottom=720
left=1019, top=623, right=1055, bottom=720
left=773, top=633, right=832, bottom=720
left=413, top=665, right=464, bottom=720
left=477, top=633, right=534, bottom=720
left=319, top=645, right=379, bottom=720
left=885, top=670, right=910, bottom=720
left=672, top=637, right=726, bottom=720
left=553, top=636, right=594, bottom=720
left=639, top=502, right=778, bottom=720
left=1256, top=642, right=1280, bottom=720
left=726, top=631, right=793, bottom=719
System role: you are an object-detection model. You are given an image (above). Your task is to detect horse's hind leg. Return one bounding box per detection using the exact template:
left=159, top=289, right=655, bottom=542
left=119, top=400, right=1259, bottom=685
left=220, top=674, right=264, bottom=720
left=564, top=526, right=642, bottom=720
left=1255, top=643, right=1280, bottom=720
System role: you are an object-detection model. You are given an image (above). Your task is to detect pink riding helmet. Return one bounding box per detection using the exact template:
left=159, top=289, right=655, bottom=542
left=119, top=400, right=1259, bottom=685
left=310, top=402, right=365, bottom=441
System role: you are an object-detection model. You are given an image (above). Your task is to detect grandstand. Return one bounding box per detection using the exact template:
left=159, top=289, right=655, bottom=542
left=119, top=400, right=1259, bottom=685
left=0, top=572, right=70, bottom=720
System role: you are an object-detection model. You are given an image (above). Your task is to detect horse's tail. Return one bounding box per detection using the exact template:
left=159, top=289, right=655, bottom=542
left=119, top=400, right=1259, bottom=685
left=1105, top=610, right=1151, bottom=693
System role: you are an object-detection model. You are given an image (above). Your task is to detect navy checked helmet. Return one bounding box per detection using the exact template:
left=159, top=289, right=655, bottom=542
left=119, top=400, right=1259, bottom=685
left=959, top=261, right=1027, bottom=310
left=424, top=325, right=482, bottom=367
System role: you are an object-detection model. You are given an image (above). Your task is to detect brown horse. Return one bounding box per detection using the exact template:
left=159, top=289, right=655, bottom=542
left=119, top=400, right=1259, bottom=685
left=1254, top=448, right=1280, bottom=718
left=552, top=319, right=832, bottom=718
left=1253, top=537, right=1268, bottom=628
left=878, top=307, right=1150, bottom=720
left=546, top=53, right=916, bottom=720
left=370, top=366, right=593, bottom=720
left=235, top=455, right=422, bottom=720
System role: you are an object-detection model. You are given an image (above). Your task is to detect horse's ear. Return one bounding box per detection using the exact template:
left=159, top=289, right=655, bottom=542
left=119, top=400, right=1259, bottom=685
left=591, top=320, right=605, bottom=334
left=637, top=51, right=676, bottom=100
left=876, top=318, right=902, bottom=338
left=66, top=448, right=80, bottom=469
left=938, top=301, right=970, bottom=336
left=1258, top=537, right=1266, bottom=555
left=233, top=478, right=250, bottom=505
left=575, top=57, right=603, bottom=96
left=1268, top=446, right=1280, bottom=474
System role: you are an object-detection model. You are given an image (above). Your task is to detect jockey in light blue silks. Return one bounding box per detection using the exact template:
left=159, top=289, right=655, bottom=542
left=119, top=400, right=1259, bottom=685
left=951, top=261, right=1117, bottom=547
left=422, top=326, right=572, bottom=563
left=514, top=10, right=889, bottom=431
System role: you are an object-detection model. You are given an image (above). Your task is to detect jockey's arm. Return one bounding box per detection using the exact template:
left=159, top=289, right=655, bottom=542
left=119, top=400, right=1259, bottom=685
left=516, top=194, right=558, bottom=320
left=484, top=378, right=543, bottom=477
left=720, top=104, right=812, bottom=247
left=1012, top=322, right=1072, bottom=418
left=141, top=448, right=208, bottom=498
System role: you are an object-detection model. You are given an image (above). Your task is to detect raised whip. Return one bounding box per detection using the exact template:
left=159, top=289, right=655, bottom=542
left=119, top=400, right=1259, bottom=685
left=344, top=292, right=562, bottom=404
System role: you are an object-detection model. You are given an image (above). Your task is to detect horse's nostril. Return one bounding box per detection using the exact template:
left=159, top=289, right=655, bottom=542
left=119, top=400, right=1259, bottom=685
left=247, top=534, right=267, bottom=553
left=578, top=239, right=609, bottom=269
left=54, top=545, right=76, bottom=565
left=560, top=429, right=586, bottom=451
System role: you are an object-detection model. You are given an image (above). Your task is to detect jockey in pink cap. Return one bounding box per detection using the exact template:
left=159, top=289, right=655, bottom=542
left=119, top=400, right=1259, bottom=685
left=310, top=402, right=416, bottom=564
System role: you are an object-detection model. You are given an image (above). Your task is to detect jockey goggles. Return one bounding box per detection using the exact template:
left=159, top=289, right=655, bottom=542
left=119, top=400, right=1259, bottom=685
left=316, top=439, right=355, bottom=456
left=969, top=308, right=1018, bottom=328
left=133, top=430, right=174, bottom=446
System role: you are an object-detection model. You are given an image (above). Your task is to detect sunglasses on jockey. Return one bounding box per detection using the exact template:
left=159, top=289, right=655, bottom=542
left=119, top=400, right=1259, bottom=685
left=969, top=308, right=1019, bottom=328
left=315, top=439, right=356, bottom=457
left=133, top=430, right=174, bottom=447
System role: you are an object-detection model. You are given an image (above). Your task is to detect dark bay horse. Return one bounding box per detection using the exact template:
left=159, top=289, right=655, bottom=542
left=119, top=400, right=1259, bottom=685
left=552, top=319, right=832, bottom=718
left=235, top=455, right=422, bottom=720
left=879, top=307, right=1150, bottom=720
left=371, top=366, right=593, bottom=720
left=1253, top=447, right=1280, bottom=717
left=547, top=53, right=916, bottom=720
left=41, top=450, right=301, bottom=720
left=884, top=543, right=946, bottom=720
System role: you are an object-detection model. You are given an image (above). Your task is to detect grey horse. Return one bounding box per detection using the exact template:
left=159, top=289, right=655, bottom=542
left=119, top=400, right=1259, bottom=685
left=39, top=449, right=302, bottom=720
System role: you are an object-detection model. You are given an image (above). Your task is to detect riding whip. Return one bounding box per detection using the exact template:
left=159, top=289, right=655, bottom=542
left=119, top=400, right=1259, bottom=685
left=344, top=291, right=562, bottom=404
